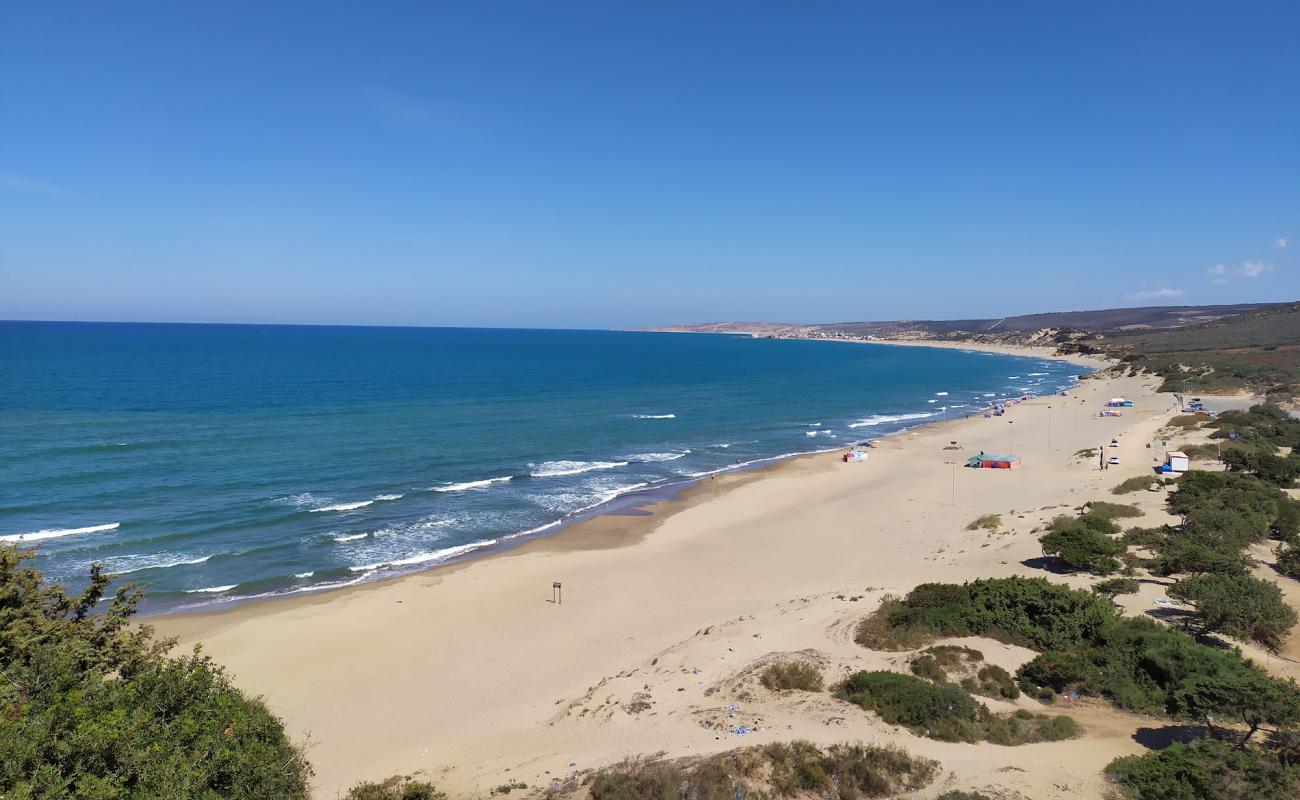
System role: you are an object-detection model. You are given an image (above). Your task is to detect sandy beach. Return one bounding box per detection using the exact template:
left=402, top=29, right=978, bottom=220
left=153, top=347, right=1262, bottom=799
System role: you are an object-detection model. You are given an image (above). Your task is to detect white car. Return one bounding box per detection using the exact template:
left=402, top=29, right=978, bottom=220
left=1109, top=439, right=1120, bottom=448
left=1108, top=455, right=1121, bottom=465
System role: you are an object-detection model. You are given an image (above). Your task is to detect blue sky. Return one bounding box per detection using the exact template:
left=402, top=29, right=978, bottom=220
left=1, top=2, right=1297, bottom=328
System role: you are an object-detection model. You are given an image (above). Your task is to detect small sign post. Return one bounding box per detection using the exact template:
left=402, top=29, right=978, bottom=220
left=552, top=581, right=562, bottom=605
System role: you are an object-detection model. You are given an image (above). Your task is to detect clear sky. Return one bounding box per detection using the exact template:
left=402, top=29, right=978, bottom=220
left=2, top=1, right=1297, bottom=328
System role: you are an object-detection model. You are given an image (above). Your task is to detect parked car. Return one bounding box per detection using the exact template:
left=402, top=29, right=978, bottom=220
left=1109, top=438, right=1120, bottom=448
left=1108, top=455, right=1121, bottom=465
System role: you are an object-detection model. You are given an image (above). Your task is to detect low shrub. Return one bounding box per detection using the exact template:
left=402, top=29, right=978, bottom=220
left=966, top=514, right=1001, bottom=531
left=909, top=645, right=981, bottom=682
left=1277, top=543, right=1300, bottom=580
left=760, top=660, right=824, bottom=692
left=844, top=671, right=984, bottom=742
left=1113, top=476, right=1159, bottom=495
left=963, top=664, right=1020, bottom=700
left=856, top=577, right=1117, bottom=652
left=346, top=776, right=446, bottom=800
left=1085, top=501, right=1143, bottom=520
left=586, top=740, right=937, bottom=800
left=1106, top=737, right=1300, bottom=800
left=843, top=671, right=1070, bottom=745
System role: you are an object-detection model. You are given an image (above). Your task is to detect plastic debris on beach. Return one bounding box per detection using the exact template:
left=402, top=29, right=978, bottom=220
left=729, top=725, right=753, bottom=736
left=726, top=703, right=741, bottom=712
left=692, top=667, right=701, bottom=675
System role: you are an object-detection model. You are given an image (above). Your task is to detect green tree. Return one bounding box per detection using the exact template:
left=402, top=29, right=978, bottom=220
left=0, top=545, right=311, bottom=799
left=1172, top=672, right=1300, bottom=745
left=1039, top=522, right=1124, bottom=574
left=1092, top=577, right=1141, bottom=604
left=1168, top=573, right=1298, bottom=651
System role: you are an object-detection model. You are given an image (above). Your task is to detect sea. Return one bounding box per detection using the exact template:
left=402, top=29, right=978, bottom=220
left=0, top=322, right=1085, bottom=612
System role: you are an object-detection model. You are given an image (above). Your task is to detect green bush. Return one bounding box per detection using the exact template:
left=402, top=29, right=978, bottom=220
left=588, top=740, right=937, bottom=800
left=1092, top=577, right=1141, bottom=603
left=1107, top=737, right=1300, bottom=800
left=760, top=660, right=824, bottom=692
left=1277, top=543, right=1300, bottom=579
left=1039, top=517, right=1125, bottom=574
left=857, top=577, right=1117, bottom=652
left=844, top=671, right=984, bottom=742
left=1168, top=573, right=1298, bottom=651
left=1113, top=475, right=1159, bottom=495
left=345, top=776, right=446, bottom=800
left=963, top=664, right=1020, bottom=700
left=1017, top=615, right=1293, bottom=716
left=0, top=546, right=311, bottom=799
left=843, top=671, right=1069, bottom=745
left=1085, top=501, right=1144, bottom=520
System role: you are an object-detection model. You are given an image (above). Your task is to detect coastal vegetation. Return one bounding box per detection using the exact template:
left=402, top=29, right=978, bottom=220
left=1091, top=577, right=1141, bottom=604
left=1167, top=574, right=1297, bottom=651
left=841, top=671, right=1075, bottom=745
left=580, top=741, right=936, bottom=800
left=907, top=645, right=1019, bottom=700
left=1106, top=738, right=1300, bottom=800
left=1112, top=475, right=1160, bottom=495
left=965, top=514, right=1001, bottom=531
left=1106, top=302, right=1300, bottom=399
left=345, top=776, right=446, bottom=800
left=759, top=660, right=824, bottom=692
left=1038, top=512, right=1125, bottom=575
left=0, top=545, right=311, bottom=799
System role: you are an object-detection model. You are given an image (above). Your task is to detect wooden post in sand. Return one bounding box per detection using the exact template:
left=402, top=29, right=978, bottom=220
left=553, top=581, right=562, bottom=605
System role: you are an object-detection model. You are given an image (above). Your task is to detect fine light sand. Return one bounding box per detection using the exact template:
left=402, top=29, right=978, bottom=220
left=154, top=350, right=1266, bottom=799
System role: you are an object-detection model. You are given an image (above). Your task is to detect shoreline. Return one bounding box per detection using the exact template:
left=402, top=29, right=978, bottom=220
left=151, top=349, right=1188, bottom=799
left=149, top=338, right=1104, bottom=618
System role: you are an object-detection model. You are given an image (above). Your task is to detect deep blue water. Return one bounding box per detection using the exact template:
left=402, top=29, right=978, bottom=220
left=0, top=322, right=1084, bottom=611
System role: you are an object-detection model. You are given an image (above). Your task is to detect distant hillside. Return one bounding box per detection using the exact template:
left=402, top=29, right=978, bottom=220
left=1105, top=302, right=1300, bottom=399
left=650, top=303, right=1277, bottom=338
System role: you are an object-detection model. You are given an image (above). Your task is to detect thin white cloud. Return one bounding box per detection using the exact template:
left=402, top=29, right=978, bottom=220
left=1275, top=237, right=1288, bottom=249
left=1205, top=261, right=1276, bottom=280
left=1126, top=288, right=1185, bottom=302
left=0, top=171, right=63, bottom=195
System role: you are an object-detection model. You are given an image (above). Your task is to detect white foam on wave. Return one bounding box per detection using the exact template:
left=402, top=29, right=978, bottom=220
left=927, top=399, right=937, bottom=404
left=433, top=476, right=513, bottom=492
left=805, top=429, right=834, bottom=437
left=530, top=460, right=628, bottom=477
left=633, top=413, right=676, bottom=419
left=629, top=451, right=690, bottom=462
left=0, top=522, right=119, bottom=543
left=710, top=443, right=732, bottom=448
left=333, top=516, right=455, bottom=544
left=312, top=500, right=372, bottom=513
left=111, top=553, right=211, bottom=574
left=311, top=493, right=404, bottom=513
left=185, top=584, right=236, bottom=594
left=847, top=412, right=935, bottom=429
left=274, top=493, right=322, bottom=508
left=294, top=571, right=314, bottom=578
left=934, top=391, right=949, bottom=396
left=350, top=540, right=500, bottom=573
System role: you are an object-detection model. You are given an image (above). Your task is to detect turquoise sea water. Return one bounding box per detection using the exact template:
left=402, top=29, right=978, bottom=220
left=0, top=322, right=1085, bottom=611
